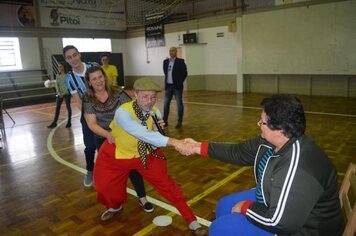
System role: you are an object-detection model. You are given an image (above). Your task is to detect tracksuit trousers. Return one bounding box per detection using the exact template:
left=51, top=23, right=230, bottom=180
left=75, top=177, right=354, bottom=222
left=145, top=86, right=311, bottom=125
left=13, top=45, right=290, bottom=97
left=210, top=189, right=274, bottom=236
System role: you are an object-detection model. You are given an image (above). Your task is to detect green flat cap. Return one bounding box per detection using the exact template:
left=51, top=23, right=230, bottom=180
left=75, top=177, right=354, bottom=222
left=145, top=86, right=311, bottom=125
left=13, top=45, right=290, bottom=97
left=133, top=78, right=161, bottom=91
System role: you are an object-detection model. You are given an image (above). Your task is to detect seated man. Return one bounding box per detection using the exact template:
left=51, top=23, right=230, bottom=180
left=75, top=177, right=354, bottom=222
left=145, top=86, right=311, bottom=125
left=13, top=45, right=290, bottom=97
left=93, top=78, right=207, bottom=236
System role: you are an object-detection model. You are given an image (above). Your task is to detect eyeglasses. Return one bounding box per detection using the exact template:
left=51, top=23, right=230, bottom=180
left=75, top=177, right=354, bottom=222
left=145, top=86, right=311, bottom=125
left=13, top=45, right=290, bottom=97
left=257, top=120, right=267, bottom=127
left=140, top=95, right=157, bottom=101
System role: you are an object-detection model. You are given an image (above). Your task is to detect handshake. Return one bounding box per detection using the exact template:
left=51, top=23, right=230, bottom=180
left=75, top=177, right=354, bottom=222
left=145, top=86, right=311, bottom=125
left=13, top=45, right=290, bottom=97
left=171, top=138, right=202, bottom=156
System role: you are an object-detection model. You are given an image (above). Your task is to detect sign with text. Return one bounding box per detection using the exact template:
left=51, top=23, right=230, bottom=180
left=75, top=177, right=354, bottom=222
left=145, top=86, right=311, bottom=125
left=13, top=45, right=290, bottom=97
left=145, top=22, right=165, bottom=48
left=38, top=0, right=126, bottom=31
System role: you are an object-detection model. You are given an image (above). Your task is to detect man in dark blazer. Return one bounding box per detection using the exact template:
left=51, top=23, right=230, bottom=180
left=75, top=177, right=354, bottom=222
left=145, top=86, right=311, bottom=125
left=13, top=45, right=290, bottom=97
left=163, top=47, right=188, bottom=128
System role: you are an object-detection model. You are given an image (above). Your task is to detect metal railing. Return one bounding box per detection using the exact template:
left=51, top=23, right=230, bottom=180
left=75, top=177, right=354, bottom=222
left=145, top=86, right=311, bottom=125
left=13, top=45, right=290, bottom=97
left=0, top=69, right=56, bottom=107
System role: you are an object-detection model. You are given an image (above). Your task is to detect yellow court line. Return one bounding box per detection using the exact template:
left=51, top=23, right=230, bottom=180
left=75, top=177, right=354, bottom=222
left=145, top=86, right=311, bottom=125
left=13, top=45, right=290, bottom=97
left=47, top=117, right=250, bottom=235
left=46, top=117, right=211, bottom=227
left=21, top=102, right=349, bottom=235
left=0, top=151, right=49, bottom=168
left=133, top=166, right=251, bottom=236
left=338, top=172, right=345, bottom=177
left=187, top=166, right=251, bottom=205
left=0, top=145, right=75, bottom=168
left=6, top=104, right=57, bottom=114
left=32, top=110, right=61, bottom=117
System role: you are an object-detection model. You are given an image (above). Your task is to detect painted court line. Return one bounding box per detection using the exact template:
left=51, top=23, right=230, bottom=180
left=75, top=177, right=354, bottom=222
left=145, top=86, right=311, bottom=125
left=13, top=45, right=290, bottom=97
left=47, top=119, right=87, bottom=174
left=185, top=101, right=356, bottom=118
left=36, top=100, right=349, bottom=235
left=47, top=119, right=213, bottom=226
left=47, top=117, right=251, bottom=235
left=6, top=104, right=57, bottom=114
left=133, top=166, right=251, bottom=236
left=47, top=118, right=243, bottom=233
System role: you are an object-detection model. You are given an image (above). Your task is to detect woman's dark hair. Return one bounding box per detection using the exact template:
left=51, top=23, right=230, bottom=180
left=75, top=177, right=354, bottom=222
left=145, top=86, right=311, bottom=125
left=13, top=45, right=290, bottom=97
left=84, top=66, right=121, bottom=104
left=63, top=45, right=79, bottom=56
left=261, top=94, right=306, bottom=138
left=100, top=53, right=110, bottom=61
left=57, top=61, right=67, bottom=73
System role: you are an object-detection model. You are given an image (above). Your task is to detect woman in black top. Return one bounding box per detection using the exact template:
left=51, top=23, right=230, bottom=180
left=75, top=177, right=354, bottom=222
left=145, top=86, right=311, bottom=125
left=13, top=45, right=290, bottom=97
left=83, top=66, right=153, bottom=220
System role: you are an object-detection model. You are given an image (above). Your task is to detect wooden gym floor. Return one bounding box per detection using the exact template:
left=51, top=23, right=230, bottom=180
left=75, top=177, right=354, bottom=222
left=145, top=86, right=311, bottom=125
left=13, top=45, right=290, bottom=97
left=0, top=91, right=355, bottom=235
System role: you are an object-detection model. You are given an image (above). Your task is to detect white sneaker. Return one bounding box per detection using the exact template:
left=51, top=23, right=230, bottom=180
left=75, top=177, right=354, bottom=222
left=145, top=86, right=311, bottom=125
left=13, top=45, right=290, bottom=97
left=100, top=206, right=123, bottom=221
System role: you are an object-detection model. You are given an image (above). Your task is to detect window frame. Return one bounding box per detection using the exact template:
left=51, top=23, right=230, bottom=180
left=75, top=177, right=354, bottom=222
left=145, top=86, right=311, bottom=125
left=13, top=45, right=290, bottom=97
left=0, top=37, right=22, bottom=71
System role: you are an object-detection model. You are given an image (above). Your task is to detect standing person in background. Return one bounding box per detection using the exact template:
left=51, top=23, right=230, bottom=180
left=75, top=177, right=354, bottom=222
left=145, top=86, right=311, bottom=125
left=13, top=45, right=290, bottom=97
left=47, top=61, right=72, bottom=128
left=100, top=53, right=118, bottom=86
left=163, top=46, right=187, bottom=128
left=177, top=94, right=344, bottom=236
left=82, top=66, right=153, bottom=213
left=64, top=45, right=98, bottom=188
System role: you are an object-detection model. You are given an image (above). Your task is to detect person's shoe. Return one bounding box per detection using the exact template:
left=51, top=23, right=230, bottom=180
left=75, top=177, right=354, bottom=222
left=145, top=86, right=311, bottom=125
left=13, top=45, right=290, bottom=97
left=100, top=206, right=123, bottom=221
left=138, top=200, right=154, bottom=213
left=83, top=171, right=93, bottom=187
left=175, top=122, right=182, bottom=128
left=47, top=122, right=57, bottom=128
left=164, top=121, right=168, bottom=127
left=65, top=122, right=71, bottom=128
left=191, top=228, right=208, bottom=236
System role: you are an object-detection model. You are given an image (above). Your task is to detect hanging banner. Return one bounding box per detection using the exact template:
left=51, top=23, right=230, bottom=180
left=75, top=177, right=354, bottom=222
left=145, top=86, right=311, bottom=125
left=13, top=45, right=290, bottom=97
left=145, top=22, right=165, bottom=48
left=0, top=1, right=35, bottom=27
left=38, top=0, right=126, bottom=31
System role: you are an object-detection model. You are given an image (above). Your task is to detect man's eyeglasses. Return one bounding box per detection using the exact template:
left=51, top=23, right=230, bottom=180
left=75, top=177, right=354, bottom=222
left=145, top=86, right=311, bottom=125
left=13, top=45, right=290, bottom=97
left=141, top=95, right=157, bottom=101
left=257, top=120, right=267, bottom=127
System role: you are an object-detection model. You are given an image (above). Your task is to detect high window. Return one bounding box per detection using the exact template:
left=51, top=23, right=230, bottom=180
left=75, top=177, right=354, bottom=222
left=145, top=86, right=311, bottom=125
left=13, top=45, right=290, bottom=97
left=0, top=37, right=22, bottom=71
left=62, top=38, right=112, bottom=52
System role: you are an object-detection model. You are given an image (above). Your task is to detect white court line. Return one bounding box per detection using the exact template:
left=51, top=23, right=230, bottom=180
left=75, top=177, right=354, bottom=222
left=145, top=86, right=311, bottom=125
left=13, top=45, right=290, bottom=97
left=185, top=101, right=356, bottom=118
left=47, top=114, right=86, bottom=174
left=47, top=100, right=353, bottom=234
left=46, top=116, right=212, bottom=227
left=133, top=166, right=251, bottom=236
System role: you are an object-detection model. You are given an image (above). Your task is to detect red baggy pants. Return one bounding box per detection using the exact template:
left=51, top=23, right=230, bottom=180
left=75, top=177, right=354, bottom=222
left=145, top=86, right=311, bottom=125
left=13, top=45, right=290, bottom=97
left=93, top=140, right=197, bottom=224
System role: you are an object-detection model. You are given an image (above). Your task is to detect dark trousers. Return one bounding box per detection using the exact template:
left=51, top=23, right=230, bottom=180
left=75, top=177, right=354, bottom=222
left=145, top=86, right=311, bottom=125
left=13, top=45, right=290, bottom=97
left=80, top=114, right=96, bottom=172
left=52, top=94, right=72, bottom=124
left=95, top=136, right=146, bottom=198
left=163, top=84, right=184, bottom=123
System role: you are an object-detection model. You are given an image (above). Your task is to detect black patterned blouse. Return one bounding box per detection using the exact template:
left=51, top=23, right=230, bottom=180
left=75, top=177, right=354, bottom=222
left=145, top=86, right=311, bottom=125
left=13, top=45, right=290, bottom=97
left=83, top=91, right=132, bottom=130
